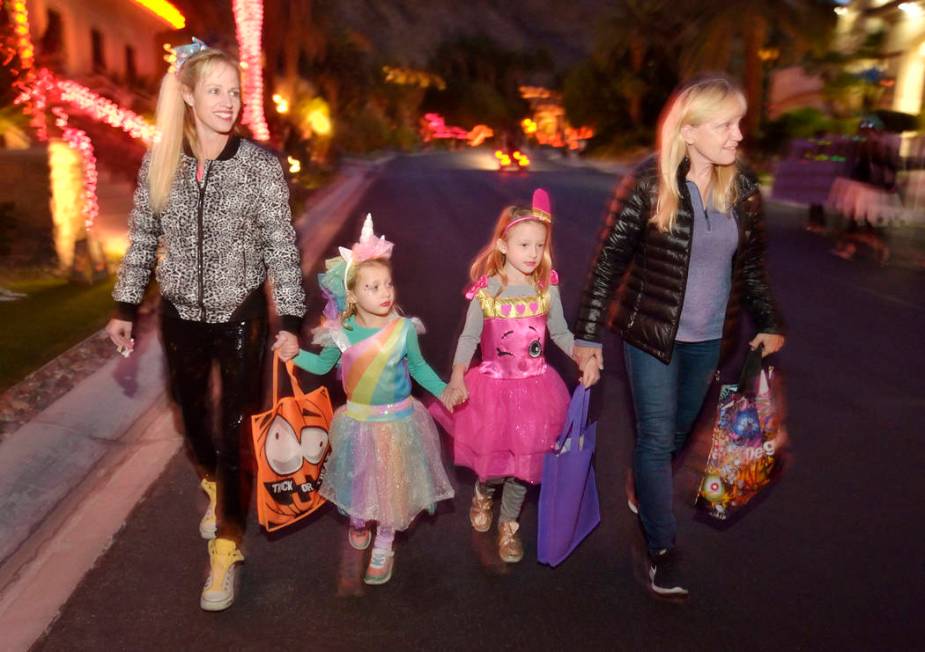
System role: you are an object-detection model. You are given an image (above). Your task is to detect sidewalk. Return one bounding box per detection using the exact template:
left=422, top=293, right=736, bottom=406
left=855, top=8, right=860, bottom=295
left=0, top=154, right=391, bottom=650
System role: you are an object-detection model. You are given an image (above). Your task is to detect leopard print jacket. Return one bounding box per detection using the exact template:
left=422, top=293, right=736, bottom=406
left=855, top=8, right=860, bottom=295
left=113, top=137, right=305, bottom=330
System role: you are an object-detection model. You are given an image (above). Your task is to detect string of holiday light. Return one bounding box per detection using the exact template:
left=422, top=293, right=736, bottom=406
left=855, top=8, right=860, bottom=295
left=15, top=71, right=155, bottom=145
left=4, top=0, right=166, bottom=241
left=56, top=78, right=155, bottom=144
left=53, top=108, right=99, bottom=229
left=10, top=1, right=35, bottom=71
left=232, top=0, right=270, bottom=141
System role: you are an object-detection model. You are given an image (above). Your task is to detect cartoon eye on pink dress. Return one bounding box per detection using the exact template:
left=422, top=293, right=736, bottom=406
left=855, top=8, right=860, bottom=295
left=495, top=325, right=544, bottom=361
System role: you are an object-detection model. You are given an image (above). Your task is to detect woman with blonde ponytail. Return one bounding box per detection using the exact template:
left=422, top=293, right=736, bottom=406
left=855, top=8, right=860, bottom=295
left=573, top=75, right=785, bottom=598
left=106, top=41, right=305, bottom=612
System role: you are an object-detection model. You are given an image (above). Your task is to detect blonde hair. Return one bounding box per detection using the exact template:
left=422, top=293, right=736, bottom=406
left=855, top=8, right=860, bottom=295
left=342, top=258, right=393, bottom=325
left=653, top=76, right=746, bottom=232
left=469, top=206, right=554, bottom=293
left=148, top=49, right=240, bottom=213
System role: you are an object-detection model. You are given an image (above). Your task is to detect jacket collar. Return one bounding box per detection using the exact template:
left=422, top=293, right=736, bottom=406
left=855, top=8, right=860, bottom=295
left=675, top=155, right=758, bottom=204
left=182, top=133, right=241, bottom=161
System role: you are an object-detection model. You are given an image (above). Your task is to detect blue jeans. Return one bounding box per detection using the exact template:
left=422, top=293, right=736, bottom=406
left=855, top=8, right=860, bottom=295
left=624, top=340, right=720, bottom=552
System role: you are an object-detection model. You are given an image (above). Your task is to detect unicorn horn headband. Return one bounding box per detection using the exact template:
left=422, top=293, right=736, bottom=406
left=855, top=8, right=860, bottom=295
left=504, top=188, right=552, bottom=233
left=339, top=213, right=394, bottom=291
left=317, top=213, right=394, bottom=319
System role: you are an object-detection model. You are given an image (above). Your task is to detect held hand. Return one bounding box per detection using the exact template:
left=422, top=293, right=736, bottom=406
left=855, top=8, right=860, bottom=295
left=580, top=356, right=601, bottom=388
left=448, top=366, right=469, bottom=404
left=573, top=344, right=604, bottom=371
left=272, top=330, right=300, bottom=362
left=749, top=333, right=785, bottom=357
left=447, top=379, right=468, bottom=405
left=105, top=319, right=135, bottom=356
left=439, top=387, right=457, bottom=412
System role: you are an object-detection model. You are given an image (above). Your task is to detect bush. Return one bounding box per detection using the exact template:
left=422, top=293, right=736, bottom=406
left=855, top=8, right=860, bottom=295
left=761, top=108, right=835, bottom=155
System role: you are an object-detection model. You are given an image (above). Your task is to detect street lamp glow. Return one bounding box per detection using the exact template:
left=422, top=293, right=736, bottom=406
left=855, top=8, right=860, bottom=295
left=899, top=2, right=923, bottom=18
left=131, top=0, right=186, bottom=29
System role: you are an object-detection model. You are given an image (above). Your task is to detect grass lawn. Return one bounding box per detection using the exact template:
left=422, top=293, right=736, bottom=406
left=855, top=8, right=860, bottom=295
left=0, top=275, right=116, bottom=392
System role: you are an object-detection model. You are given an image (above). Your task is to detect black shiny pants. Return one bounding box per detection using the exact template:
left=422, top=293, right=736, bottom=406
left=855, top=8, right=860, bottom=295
left=162, top=314, right=267, bottom=543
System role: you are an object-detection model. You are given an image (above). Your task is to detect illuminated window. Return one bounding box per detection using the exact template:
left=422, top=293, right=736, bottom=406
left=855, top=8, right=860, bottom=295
left=41, top=10, right=63, bottom=56
left=91, top=29, right=105, bottom=72
left=125, top=45, right=137, bottom=84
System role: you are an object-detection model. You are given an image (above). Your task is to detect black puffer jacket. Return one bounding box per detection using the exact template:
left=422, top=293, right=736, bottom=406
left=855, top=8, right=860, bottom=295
left=574, top=156, right=784, bottom=364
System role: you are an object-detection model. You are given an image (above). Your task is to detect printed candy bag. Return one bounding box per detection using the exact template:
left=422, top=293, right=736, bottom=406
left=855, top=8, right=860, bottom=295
left=698, top=347, right=781, bottom=520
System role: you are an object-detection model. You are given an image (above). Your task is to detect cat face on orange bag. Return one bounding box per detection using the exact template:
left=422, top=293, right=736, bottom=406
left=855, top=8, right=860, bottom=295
left=252, top=386, right=333, bottom=528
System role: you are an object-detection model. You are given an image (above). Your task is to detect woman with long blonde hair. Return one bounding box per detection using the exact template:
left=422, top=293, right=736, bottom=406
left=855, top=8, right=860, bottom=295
left=105, top=40, right=305, bottom=611
left=573, top=76, right=785, bottom=597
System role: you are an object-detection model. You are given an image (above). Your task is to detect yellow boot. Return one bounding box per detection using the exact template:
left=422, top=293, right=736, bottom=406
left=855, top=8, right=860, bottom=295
left=199, top=478, right=217, bottom=540
left=200, top=538, right=244, bottom=611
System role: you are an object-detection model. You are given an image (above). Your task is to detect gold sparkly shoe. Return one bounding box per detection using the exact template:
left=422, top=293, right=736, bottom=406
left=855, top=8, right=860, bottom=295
left=469, top=486, right=493, bottom=533
left=497, top=520, right=524, bottom=563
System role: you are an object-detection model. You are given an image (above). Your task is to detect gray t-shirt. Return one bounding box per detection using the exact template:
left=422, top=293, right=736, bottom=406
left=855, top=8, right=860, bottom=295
left=676, top=180, right=739, bottom=342
left=453, top=277, right=575, bottom=367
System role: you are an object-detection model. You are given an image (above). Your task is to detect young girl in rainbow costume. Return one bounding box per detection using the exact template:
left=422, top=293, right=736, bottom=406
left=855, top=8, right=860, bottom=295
left=433, top=189, right=598, bottom=563
left=287, top=215, right=454, bottom=585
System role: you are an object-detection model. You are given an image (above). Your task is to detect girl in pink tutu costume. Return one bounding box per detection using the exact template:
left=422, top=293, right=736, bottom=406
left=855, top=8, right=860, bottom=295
left=433, top=189, right=598, bottom=563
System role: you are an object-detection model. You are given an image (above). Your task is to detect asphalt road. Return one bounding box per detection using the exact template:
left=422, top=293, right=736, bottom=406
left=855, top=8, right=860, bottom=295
left=36, top=150, right=925, bottom=651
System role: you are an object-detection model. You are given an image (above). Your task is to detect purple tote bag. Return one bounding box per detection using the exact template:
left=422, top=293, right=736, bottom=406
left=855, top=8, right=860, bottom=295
left=537, top=385, right=601, bottom=567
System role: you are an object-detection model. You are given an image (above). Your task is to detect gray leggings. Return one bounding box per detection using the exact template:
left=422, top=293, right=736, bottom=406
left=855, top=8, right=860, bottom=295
left=476, top=477, right=527, bottom=523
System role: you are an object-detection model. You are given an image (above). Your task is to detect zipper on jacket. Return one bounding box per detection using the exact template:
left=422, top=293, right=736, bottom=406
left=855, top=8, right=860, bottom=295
left=691, top=182, right=712, bottom=231
left=196, top=161, right=213, bottom=320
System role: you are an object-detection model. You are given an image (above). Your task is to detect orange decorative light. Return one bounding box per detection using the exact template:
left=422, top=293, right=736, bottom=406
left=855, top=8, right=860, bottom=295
left=466, top=124, right=493, bottom=147
left=131, top=0, right=186, bottom=30
left=382, top=66, right=446, bottom=90
left=233, top=0, right=271, bottom=141
left=521, top=118, right=538, bottom=135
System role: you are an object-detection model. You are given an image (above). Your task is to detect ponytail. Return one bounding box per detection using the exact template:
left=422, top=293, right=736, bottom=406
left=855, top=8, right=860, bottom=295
left=147, top=48, right=240, bottom=214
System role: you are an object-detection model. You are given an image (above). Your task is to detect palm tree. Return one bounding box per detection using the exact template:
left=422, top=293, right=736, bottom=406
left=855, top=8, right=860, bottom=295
left=594, top=0, right=690, bottom=127
left=679, top=0, right=835, bottom=139
left=264, top=0, right=327, bottom=104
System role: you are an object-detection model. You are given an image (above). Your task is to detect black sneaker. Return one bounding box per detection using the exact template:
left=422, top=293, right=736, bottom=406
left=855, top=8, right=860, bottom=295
left=648, top=548, right=689, bottom=598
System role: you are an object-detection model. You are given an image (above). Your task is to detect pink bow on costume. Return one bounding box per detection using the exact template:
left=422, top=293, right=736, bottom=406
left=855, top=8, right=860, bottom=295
left=465, top=275, right=489, bottom=300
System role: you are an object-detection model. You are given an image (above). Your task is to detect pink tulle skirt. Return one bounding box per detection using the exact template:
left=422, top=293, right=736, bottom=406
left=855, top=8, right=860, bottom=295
left=430, top=366, right=569, bottom=484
